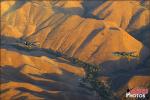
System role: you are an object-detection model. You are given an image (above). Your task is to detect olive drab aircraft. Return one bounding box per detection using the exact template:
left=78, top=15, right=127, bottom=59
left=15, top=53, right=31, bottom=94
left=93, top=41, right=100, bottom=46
left=15, top=37, right=40, bottom=49
left=112, top=51, right=140, bottom=61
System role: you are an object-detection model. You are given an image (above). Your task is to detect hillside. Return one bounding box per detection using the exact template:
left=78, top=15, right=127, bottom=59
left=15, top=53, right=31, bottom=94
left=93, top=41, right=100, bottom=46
left=0, top=47, right=92, bottom=100
left=91, top=1, right=150, bottom=31
left=1, top=0, right=150, bottom=100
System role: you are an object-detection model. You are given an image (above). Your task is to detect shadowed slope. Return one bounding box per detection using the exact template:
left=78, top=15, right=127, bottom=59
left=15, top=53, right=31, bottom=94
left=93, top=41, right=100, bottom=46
left=2, top=0, right=29, bottom=16
left=1, top=1, right=150, bottom=99
left=91, top=1, right=150, bottom=31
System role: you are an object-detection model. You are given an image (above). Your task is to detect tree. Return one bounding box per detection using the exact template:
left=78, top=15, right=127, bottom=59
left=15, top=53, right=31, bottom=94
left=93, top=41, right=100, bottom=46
left=80, top=64, right=116, bottom=100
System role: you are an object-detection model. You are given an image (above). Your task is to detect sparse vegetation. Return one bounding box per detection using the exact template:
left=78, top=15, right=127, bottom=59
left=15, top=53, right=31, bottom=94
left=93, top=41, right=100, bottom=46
left=13, top=38, right=115, bottom=99
left=140, top=1, right=150, bottom=9
left=77, top=62, right=115, bottom=100
left=45, top=49, right=116, bottom=100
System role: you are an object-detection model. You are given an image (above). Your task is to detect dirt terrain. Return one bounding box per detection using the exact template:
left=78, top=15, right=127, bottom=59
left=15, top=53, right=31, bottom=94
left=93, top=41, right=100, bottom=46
left=1, top=0, right=150, bottom=100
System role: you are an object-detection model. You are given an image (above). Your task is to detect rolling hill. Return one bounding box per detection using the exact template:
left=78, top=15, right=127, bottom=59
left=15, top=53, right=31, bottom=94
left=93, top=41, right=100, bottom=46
left=1, top=0, right=150, bottom=100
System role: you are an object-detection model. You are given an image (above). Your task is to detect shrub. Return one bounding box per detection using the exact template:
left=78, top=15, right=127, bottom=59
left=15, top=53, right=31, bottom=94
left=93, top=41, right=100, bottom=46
left=46, top=49, right=115, bottom=99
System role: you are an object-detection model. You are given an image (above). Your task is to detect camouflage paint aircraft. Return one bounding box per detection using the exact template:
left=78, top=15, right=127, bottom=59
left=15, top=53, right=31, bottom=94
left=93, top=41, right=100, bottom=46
left=112, top=51, right=139, bottom=61
left=15, top=38, right=40, bottom=49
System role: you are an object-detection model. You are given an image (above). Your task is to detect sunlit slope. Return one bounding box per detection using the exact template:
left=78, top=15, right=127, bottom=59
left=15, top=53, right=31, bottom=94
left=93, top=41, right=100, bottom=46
left=91, top=1, right=150, bottom=31
left=1, top=1, right=16, bottom=16
left=0, top=48, right=84, bottom=76
left=1, top=48, right=94, bottom=100
left=1, top=47, right=149, bottom=100
left=2, top=0, right=150, bottom=37
left=1, top=0, right=83, bottom=38
left=128, top=76, right=150, bottom=89
left=1, top=0, right=149, bottom=68
left=0, top=1, right=150, bottom=99
left=40, top=16, right=148, bottom=66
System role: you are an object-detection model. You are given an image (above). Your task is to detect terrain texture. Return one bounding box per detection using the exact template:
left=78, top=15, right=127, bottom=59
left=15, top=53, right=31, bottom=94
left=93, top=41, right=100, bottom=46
left=0, top=0, right=150, bottom=100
